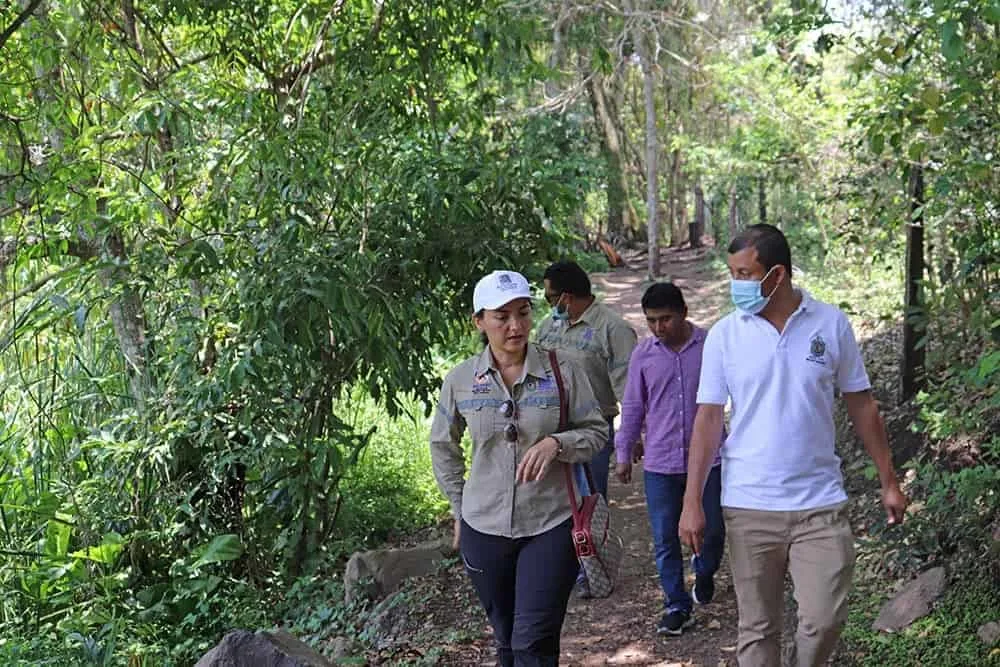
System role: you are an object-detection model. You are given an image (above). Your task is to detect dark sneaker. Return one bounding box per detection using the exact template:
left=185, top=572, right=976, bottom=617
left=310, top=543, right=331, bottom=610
left=656, top=610, right=693, bottom=636
left=691, top=555, right=715, bottom=604
left=692, top=574, right=715, bottom=604
left=575, top=578, right=593, bottom=600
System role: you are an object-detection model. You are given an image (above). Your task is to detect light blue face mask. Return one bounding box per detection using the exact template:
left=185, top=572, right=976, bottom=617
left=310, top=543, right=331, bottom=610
left=551, top=294, right=570, bottom=322
left=730, top=266, right=779, bottom=315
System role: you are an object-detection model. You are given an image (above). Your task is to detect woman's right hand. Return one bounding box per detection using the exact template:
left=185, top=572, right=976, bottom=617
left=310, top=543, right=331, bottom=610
left=515, top=436, right=561, bottom=483
left=452, top=518, right=461, bottom=552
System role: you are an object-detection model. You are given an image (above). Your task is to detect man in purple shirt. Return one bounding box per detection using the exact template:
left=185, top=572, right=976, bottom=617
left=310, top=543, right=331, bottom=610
left=615, top=283, right=725, bottom=636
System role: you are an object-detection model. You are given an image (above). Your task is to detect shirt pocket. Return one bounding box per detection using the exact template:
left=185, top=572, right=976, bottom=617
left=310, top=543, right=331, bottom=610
left=456, top=393, right=500, bottom=445
left=519, top=394, right=562, bottom=438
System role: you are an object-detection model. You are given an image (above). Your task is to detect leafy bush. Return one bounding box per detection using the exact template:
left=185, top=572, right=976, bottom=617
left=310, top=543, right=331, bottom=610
left=841, top=579, right=1000, bottom=667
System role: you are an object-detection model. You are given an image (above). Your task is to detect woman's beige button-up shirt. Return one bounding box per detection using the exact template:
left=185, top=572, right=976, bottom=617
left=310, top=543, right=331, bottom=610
left=430, top=343, right=608, bottom=538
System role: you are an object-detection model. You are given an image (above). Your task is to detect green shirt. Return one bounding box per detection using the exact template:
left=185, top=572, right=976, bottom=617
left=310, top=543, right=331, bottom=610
left=430, top=343, right=608, bottom=538
left=536, top=299, right=638, bottom=418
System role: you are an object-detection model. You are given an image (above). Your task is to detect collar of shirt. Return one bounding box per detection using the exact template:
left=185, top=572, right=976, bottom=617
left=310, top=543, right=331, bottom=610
left=570, top=297, right=600, bottom=327
left=473, top=344, right=550, bottom=384
left=738, top=287, right=815, bottom=321
left=652, top=322, right=705, bottom=355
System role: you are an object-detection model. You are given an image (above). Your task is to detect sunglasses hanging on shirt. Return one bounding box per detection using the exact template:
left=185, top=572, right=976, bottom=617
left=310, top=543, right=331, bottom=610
left=499, top=399, right=518, bottom=442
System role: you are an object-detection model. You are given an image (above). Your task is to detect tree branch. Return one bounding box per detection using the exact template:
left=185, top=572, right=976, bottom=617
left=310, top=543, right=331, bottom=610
left=0, top=262, right=88, bottom=311
left=275, top=0, right=347, bottom=93
left=0, top=0, right=43, bottom=53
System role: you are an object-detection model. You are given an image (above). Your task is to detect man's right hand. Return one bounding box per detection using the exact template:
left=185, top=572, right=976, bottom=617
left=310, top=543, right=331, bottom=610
left=678, top=498, right=706, bottom=555
left=631, top=440, right=644, bottom=463
left=615, top=462, right=632, bottom=484
left=452, top=518, right=461, bottom=552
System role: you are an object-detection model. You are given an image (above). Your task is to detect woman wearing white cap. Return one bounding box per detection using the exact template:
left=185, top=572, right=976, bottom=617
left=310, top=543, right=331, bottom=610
left=430, top=270, right=609, bottom=667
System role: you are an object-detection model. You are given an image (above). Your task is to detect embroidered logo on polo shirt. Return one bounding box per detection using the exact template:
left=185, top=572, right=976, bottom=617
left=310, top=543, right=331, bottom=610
left=807, top=334, right=827, bottom=365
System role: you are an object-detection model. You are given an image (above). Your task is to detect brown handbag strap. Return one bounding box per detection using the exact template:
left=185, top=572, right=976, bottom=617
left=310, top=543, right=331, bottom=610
left=548, top=349, right=594, bottom=513
left=548, top=348, right=569, bottom=431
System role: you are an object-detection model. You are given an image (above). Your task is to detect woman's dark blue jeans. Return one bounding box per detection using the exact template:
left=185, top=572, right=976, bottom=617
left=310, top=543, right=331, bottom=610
left=460, top=518, right=578, bottom=667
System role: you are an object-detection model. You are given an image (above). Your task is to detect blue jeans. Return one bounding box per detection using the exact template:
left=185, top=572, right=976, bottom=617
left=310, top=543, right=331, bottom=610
left=573, top=417, right=613, bottom=498
left=644, top=465, right=725, bottom=613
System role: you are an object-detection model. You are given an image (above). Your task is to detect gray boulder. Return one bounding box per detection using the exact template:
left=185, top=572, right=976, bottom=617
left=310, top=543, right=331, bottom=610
left=194, top=629, right=332, bottom=667
left=343, top=537, right=451, bottom=603
left=872, top=566, right=948, bottom=632
left=977, top=621, right=1000, bottom=647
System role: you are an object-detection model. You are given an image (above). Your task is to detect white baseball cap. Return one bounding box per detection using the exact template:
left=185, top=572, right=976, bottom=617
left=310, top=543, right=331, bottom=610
left=473, top=270, right=532, bottom=312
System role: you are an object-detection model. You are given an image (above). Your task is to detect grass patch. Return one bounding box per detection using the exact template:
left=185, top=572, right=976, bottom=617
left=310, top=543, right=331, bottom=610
left=840, top=578, right=1000, bottom=666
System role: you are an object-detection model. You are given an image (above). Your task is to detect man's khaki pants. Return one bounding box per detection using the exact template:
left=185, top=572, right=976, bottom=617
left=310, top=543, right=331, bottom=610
left=724, top=503, right=855, bottom=667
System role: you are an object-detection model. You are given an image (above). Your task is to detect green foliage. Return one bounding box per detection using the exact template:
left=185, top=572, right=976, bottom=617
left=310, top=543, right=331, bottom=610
left=0, top=0, right=596, bottom=662
left=847, top=0, right=999, bottom=321
left=1, top=0, right=997, bottom=663
left=841, top=579, right=1000, bottom=667
left=333, top=388, right=448, bottom=549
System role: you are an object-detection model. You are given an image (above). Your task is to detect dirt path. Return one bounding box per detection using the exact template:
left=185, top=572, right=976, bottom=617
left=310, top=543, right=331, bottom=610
left=556, top=247, right=739, bottom=667
left=593, top=246, right=730, bottom=334
left=407, top=246, right=742, bottom=667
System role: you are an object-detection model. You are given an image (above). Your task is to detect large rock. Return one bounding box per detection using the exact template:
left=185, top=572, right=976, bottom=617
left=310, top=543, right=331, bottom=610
left=978, top=621, right=1000, bottom=647
left=872, top=566, right=948, bottom=632
left=343, top=537, right=451, bottom=603
left=194, top=629, right=332, bottom=667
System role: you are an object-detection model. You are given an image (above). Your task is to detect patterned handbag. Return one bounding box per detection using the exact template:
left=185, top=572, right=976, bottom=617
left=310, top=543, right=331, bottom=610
left=548, top=350, right=623, bottom=599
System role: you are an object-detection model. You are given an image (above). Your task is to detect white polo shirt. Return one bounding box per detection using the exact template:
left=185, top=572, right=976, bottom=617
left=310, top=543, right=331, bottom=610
left=696, top=289, right=871, bottom=511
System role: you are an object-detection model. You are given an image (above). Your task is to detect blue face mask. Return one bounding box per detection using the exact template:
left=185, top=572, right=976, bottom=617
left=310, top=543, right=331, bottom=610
left=552, top=303, right=570, bottom=322
left=730, top=266, right=779, bottom=315
left=551, top=293, right=570, bottom=322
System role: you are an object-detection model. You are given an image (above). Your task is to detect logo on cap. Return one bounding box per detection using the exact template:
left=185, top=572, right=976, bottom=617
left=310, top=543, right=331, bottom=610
left=498, top=274, right=514, bottom=290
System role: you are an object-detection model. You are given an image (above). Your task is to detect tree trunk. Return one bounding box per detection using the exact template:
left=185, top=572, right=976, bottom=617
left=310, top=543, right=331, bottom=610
left=901, top=166, right=926, bottom=401
left=666, top=151, right=676, bottom=246
left=728, top=181, right=738, bottom=241
left=545, top=1, right=568, bottom=99
left=669, top=151, right=684, bottom=245
left=102, top=226, right=152, bottom=406
left=692, top=183, right=705, bottom=248
left=758, top=176, right=767, bottom=225
left=676, top=169, right=688, bottom=247
left=586, top=72, right=630, bottom=238
left=638, top=32, right=660, bottom=278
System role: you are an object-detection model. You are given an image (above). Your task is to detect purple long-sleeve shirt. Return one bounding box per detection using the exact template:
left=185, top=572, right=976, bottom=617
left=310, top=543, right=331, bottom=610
left=614, top=324, right=724, bottom=475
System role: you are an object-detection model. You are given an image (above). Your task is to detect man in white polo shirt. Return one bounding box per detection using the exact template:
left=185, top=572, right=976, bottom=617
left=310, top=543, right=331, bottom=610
left=678, top=224, right=908, bottom=667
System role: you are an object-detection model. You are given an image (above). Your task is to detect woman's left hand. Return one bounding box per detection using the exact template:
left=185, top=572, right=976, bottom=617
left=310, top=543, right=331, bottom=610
left=516, top=436, right=560, bottom=483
